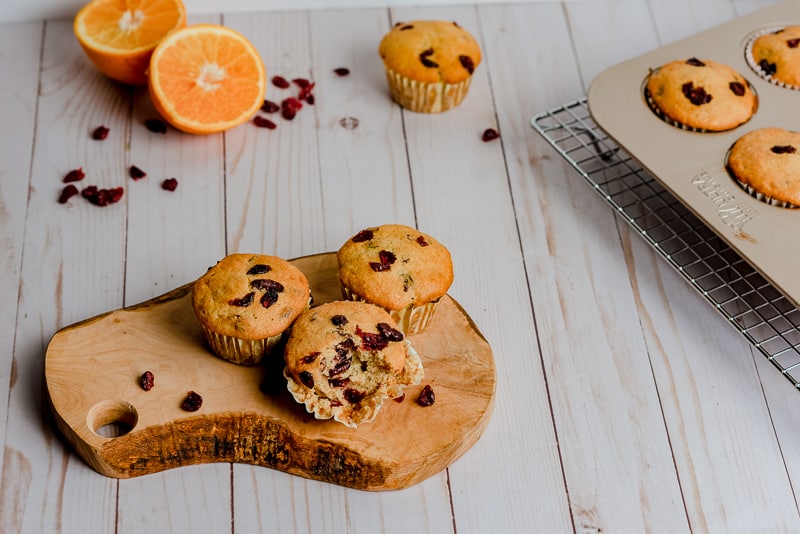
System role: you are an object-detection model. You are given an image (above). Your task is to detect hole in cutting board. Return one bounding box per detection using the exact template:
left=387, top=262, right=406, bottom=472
left=88, top=400, right=138, bottom=438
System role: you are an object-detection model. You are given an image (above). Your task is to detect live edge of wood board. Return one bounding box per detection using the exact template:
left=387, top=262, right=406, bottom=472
left=45, top=252, right=496, bottom=491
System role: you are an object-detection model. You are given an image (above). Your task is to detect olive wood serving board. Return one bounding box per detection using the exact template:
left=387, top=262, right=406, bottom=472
left=45, top=252, right=496, bottom=491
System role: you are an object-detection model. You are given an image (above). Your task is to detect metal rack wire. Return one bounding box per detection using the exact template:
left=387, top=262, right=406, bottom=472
left=531, top=98, right=800, bottom=388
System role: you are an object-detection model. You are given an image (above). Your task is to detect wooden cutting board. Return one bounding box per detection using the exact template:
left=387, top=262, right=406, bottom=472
left=45, top=252, right=496, bottom=491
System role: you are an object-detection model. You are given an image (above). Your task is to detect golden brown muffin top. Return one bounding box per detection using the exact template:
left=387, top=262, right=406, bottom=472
left=752, top=26, right=800, bottom=87
left=727, top=127, right=800, bottom=206
left=645, top=57, right=757, bottom=131
left=192, top=253, right=310, bottom=339
left=378, top=20, right=481, bottom=84
left=337, top=224, right=453, bottom=311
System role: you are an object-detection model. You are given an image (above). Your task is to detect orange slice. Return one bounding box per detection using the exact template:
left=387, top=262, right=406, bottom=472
left=147, top=24, right=266, bottom=135
left=74, top=0, right=186, bottom=85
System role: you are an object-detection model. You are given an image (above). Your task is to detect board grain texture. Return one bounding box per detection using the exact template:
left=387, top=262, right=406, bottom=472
left=45, top=253, right=496, bottom=490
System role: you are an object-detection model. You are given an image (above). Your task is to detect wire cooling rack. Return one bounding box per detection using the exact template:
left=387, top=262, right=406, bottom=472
left=531, top=98, right=800, bottom=388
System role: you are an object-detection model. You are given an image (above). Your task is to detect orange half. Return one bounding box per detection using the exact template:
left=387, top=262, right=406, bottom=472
left=147, top=24, right=267, bottom=135
left=74, top=0, right=186, bottom=85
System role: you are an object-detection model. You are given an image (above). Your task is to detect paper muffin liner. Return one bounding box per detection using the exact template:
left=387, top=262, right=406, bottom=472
left=201, top=326, right=285, bottom=366
left=284, top=340, right=424, bottom=428
left=384, top=67, right=472, bottom=113
left=744, top=26, right=800, bottom=91
left=339, top=285, right=440, bottom=335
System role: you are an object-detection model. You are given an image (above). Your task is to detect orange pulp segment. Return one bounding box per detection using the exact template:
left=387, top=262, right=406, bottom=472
left=74, top=0, right=186, bottom=85
left=147, top=24, right=266, bottom=135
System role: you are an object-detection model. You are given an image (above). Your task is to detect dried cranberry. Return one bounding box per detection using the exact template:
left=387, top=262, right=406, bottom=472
left=681, top=82, right=712, bottom=106
left=129, top=165, right=146, bottom=180
left=771, top=145, right=797, bottom=154
left=352, top=229, right=373, bottom=242
left=250, top=279, right=284, bottom=292
left=459, top=55, right=475, bottom=74
left=419, top=48, right=438, bottom=68
left=247, top=264, right=271, bottom=275
left=63, top=167, right=85, bottom=183
left=356, top=326, right=389, bottom=351
left=82, top=185, right=123, bottom=207
left=306, top=94, right=315, bottom=105
left=261, top=99, right=280, bottom=113
left=370, top=261, right=391, bottom=272
left=254, top=116, right=277, bottom=129
left=260, top=290, right=279, bottom=308
left=161, top=178, right=178, bottom=191
left=416, top=235, right=429, bottom=246
left=272, top=75, right=290, bottom=89
left=144, top=118, right=167, bottom=134
left=729, top=81, right=746, bottom=96
left=377, top=322, right=403, bottom=342
left=58, top=184, right=79, bottom=204
left=331, top=314, right=348, bottom=326
left=140, top=371, right=154, bottom=391
left=393, top=393, right=405, bottom=403
left=788, top=38, right=799, bottom=48
left=299, top=371, right=314, bottom=388
left=228, top=292, right=255, bottom=307
left=759, top=59, right=777, bottom=76
left=400, top=24, right=414, bottom=30
left=329, top=378, right=350, bottom=388
left=344, top=389, right=365, bottom=404
left=333, top=67, right=350, bottom=76
left=298, top=82, right=315, bottom=102
left=482, top=128, right=500, bottom=142
left=330, top=346, right=352, bottom=376
left=379, top=250, right=396, bottom=265
left=293, top=78, right=310, bottom=89
left=685, top=57, right=706, bottom=67
left=417, top=385, right=435, bottom=406
left=91, top=126, right=109, bottom=140
left=301, top=352, right=320, bottom=364
left=181, top=391, right=203, bottom=412
left=281, top=97, right=303, bottom=120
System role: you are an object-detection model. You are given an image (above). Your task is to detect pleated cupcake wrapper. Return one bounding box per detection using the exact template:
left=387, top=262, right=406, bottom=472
left=384, top=68, right=472, bottom=113
left=340, top=285, right=440, bottom=335
left=734, top=178, right=799, bottom=209
left=744, top=26, right=800, bottom=92
left=284, top=340, right=424, bottom=428
left=201, top=326, right=284, bottom=366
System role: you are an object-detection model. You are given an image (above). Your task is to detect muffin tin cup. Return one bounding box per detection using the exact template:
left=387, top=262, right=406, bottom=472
left=383, top=67, right=472, bottom=113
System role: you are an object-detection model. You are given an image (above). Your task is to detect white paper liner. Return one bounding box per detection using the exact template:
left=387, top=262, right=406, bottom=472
left=201, top=326, right=285, bottom=366
left=384, top=67, right=472, bottom=113
left=744, top=26, right=800, bottom=91
left=284, top=340, right=424, bottom=428
left=339, top=285, right=440, bottom=335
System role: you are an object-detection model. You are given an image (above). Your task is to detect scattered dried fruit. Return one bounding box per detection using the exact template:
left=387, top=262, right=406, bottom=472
left=162, top=178, right=178, bottom=191
left=759, top=59, right=777, bottom=76
left=417, top=385, right=435, bottom=406
left=81, top=185, right=124, bottom=207
left=459, top=55, right=475, bottom=74
left=281, top=97, right=303, bottom=120
left=92, top=126, right=109, bottom=140
left=261, top=99, right=280, bottom=113
left=181, top=391, right=203, bottom=411
left=63, top=167, right=86, bottom=183
left=771, top=145, right=797, bottom=154
left=129, top=165, right=146, bottom=180
left=419, top=48, right=438, bottom=68
left=352, top=229, right=373, bottom=242
left=333, top=67, right=350, bottom=76
left=228, top=292, right=255, bottom=307
left=272, top=75, right=290, bottom=89
left=482, top=128, right=500, bottom=142
left=681, top=81, right=712, bottom=105
left=58, top=184, right=79, bottom=204
left=729, top=81, right=746, bottom=96
left=788, top=38, right=799, bottom=48
left=246, top=264, right=271, bottom=275
left=253, top=116, right=277, bottom=129
left=416, top=235, right=429, bottom=246
left=331, top=314, right=348, bottom=326
left=686, top=57, right=706, bottom=66
left=299, top=371, right=314, bottom=388
left=293, top=78, right=310, bottom=89
left=140, top=371, right=154, bottom=391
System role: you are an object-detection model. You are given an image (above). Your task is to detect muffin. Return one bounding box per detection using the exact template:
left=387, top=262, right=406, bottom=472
left=337, top=224, right=453, bottom=334
left=748, top=26, right=800, bottom=89
left=644, top=57, right=757, bottom=131
left=726, top=127, right=800, bottom=208
left=192, top=253, right=311, bottom=365
left=283, top=301, right=424, bottom=428
left=378, top=20, right=481, bottom=113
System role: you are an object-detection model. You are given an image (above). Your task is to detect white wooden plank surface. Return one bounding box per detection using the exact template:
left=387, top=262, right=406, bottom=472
left=0, top=0, right=793, bottom=532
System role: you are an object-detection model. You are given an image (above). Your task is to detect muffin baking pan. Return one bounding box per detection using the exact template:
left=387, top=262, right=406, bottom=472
left=587, top=0, right=800, bottom=306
